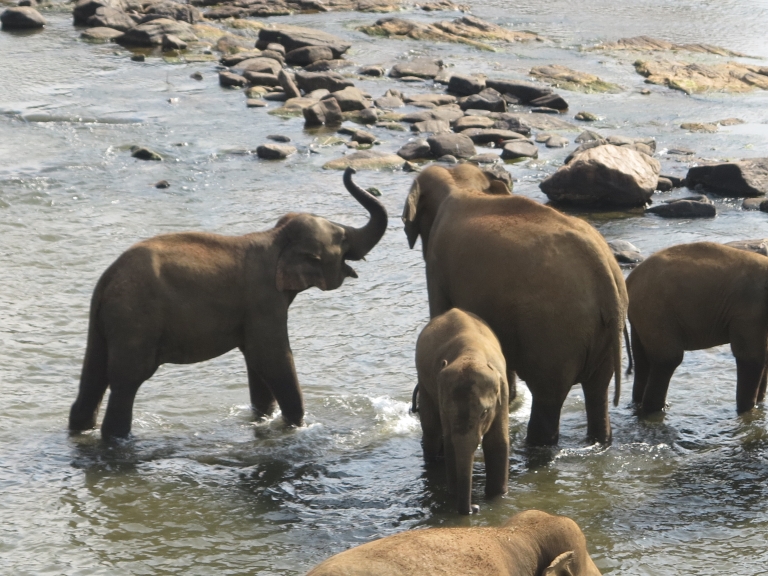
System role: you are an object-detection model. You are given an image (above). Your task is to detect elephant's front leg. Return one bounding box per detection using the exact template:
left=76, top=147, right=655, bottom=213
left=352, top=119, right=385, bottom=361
left=757, top=364, right=767, bottom=404
left=735, top=357, right=763, bottom=414
left=506, top=369, right=517, bottom=404
left=417, top=388, right=443, bottom=463
left=241, top=350, right=277, bottom=419
left=482, top=410, right=509, bottom=498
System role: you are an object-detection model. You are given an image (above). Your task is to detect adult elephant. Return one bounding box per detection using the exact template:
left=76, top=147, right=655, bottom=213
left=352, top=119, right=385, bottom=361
left=68, top=168, right=387, bottom=440
left=628, top=241, right=768, bottom=415
left=403, top=164, right=627, bottom=445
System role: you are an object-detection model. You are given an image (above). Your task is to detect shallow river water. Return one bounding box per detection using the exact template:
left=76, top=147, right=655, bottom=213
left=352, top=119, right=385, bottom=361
left=2, top=1, right=768, bottom=574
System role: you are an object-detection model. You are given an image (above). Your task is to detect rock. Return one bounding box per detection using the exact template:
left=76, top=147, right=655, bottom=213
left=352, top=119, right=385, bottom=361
left=246, top=86, right=270, bottom=97
left=278, top=69, right=301, bottom=99
left=715, top=117, right=744, bottom=126
left=724, top=239, right=768, bottom=256
left=656, top=177, right=673, bottom=192
left=357, top=108, right=379, bottom=124
left=438, top=155, right=458, bottom=164
left=681, top=122, right=718, bottom=133
left=529, top=65, right=621, bottom=93
left=348, top=129, right=376, bottom=144
left=322, top=150, right=405, bottom=170
left=403, top=161, right=420, bottom=172
left=246, top=72, right=280, bottom=87
left=660, top=174, right=685, bottom=188
left=565, top=137, right=656, bottom=163
left=303, top=59, right=351, bottom=72
left=219, top=70, right=247, bottom=88
left=544, top=134, right=568, bottom=148
left=257, top=144, right=297, bottom=159
left=608, top=240, right=645, bottom=266
left=412, top=119, right=452, bottom=134
left=375, top=121, right=405, bottom=131
left=325, top=86, right=369, bottom=111
left=162, top=34, right=187, bottom=51
left=532, top=107, right=560, bottom=114
left=131, top=146, right=162, bottom=161
left=374, top=95, right=404, bottom=109
left=263, top=91, right=287, bottom=102
left=259, top=49, right=285, bottom=65
left=402, top=107, right=464, bottom=124
left=498, top=112, right=575, bottom=132
left=575, top=129, right=602, bottom=143
left=686, top=159, right=768, bottom=197
left=80, top=26, right=124, bottom=42
left=646, top=197, right=716, bottom=218
left=461, top=128, right=527, bottom=145
left=597, top=36, right=748, bottom=57
left=246, top=99, right=268, bottom=107
left=268, top=134, right=291, bottom=142
left=154, top=180, right=170, bottom=189
left=1, top=6, right=45, bottom=29
left=447, top=74, right=486, bottom=96
left=403, top=94, right=457, bottom=106
left=86, top=7, right=134, bottom=32
left=258, top=25, right=351, bottom=58
left=73, top=0, right=124, bottom=25
left=397, top=139, right=433, bottom=160
left=427, top=132, right=476, bottom=159
left=303, top=98, right=343, bottom=126
left=215, top=35, right=253, bottom=55
left=575, top=111, right=598, bottom=121
left=358, top=65, right=385, bottom=76
left=501, top=141, right=538, bottom=160
left=130, top=54, right=145, bottom=62
left=453, top=115, right=496, bottom=131
left=528, top=92, right=568, bottom=111
left=285, top=46, right=334, bottom=66
left=469, top=153, right=500, bottom=164
left=484, top=79, right=551, bottom=103
left=221, top=51, right=263, bottom=67
left=634, top=59, right=768, bottom=95
left=540, top=144, right=660, bottom=207
left=389, top=58, right=443, bottom=79
left=294, top=71, right=354, bottom=93
left=117, top=19, right=196, bottom=47
left=458, top=89, right=507, bottom=113
left=742, top=198, right=764, bottom=211
left=145, top=2, right=201, bottom=24
left=267, top=43, right=285, bottom=55
left=235, top=58, right=282, bottom=76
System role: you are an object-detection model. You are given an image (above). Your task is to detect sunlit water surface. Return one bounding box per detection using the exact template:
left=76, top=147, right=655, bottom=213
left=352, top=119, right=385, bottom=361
left=2, top=1, right=768, bottom=574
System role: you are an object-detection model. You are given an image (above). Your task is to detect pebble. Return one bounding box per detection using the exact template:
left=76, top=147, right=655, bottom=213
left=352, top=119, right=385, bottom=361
left=131, top=146, right=162, bottom=161
left=190, top=72, right=203, bottom=81
left=154, top=180, right=170, bottom=189
left=131, top=54, right=146, bottom=62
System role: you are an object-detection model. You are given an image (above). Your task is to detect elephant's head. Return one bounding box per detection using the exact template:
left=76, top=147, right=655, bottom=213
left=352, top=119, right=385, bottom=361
left=275, top=168, right=388, bottom=293
left=402, top=164, right=510, bottom=254
left=438, top=356, right=507, bottom=515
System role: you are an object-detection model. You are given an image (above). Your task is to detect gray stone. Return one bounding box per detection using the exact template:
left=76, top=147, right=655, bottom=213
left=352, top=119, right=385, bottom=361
left=575, top=111, right=598, bottom=121
left=389, top=58, right=443, bottom=79
left=375, top=95, right=404, bottom=109
left=412, top=120, right=451, bottom=134
left=322, top=150, right=405, bottom=170
left=357, top=108, right=379, bottom=124
left=742, top=198, right=764, bottom=211
left=575, top=130, right=602, bottom=143
left=403, top=93, right=457, bottom=106
left=233, top=57, right=282, bottom=76
left=117, top=18, right=196, bottom=47
left=303, top=59, right=351, bottom=73
left=246, top=72, right=280, bottom=87
left=257, top=144, right=296, bottom=159
left=267, top=134, right=291, bottom=142
left=219, top=70, right=247, bottom=88
left=646, top=198, right=716, bottom=218
left=686, top=159, right=768, bottom=197
left=285, top=46, right=334, bottom=66
left=469, top=153, right=501, bottom=164
left=86, top=7, right=134, bottom=32
left=448, top=74, right=486, bottom=96
left=263, top=91, right=287, bottom=102
left=459, top=90, right=506, bottom=113
left=73, top=0, right=124, bottom=25
left=144, top=2, right=201, bottom=23
left=358, top=65, right=385, bottom=77
left=453, top=115, right=496, bottom=131
left=154, top=180, right=170, bottom=189
left=259, top=50, right=285, bottom=65
left=545, top=134, right=569, bottom=148
left=278, top=69, right=301, bottom=99
left=501, top=141, right=538, bottom=160
left=162, top=34, right=187, bottom=51
left=484, top=79, right=552, bottom=103
left=529, top=92, right=569, bottom=111
left=303, top=98, right=343, bottom=126
left=131, top=146, right=161, bottom=161
left=438, top=155, right=458, bottom=164
left=295, top=71, right=353, bottom=93
left=461, top=128, right=527, bottom=145
left=656, top=177, right=673, bottom=192
left=1, top=6, right=45, bottom=29
left=402, top=108, right=464, bottom=124
left=427, top=133, right=476, bottom=159
left=608, top=240, right=645, bottom=266
left=246, top=99, right=268, bottom=107
left=397, top=139, right=433, bottom=160
left=349, top=129, right=376, bottom=144
left=327, top=86, right=369, bottom=111
left=258, top=25, right=351, bottom=58
left=220, top=51, right=262, bottom=67
left=80, top=26, right=123, bottom=41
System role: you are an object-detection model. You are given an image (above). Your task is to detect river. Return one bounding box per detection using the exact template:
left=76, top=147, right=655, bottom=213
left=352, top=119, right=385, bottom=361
left=1, top=0, right=768, bottom=574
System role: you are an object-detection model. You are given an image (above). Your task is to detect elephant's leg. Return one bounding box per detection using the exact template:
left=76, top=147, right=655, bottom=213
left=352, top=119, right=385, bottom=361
left=100, top=347, right=158, bottom=439
left=69, top=329, right=109, bottom=432
left=735, top=357, right=763, bottom=413
left=481, top=411, right=509, bottom=498
left=526, top=385, right=569, bottom=446
left=507, top=369, right=517, bottom=404
left=582, top=361, right=615, bottom=445
left=757, top=364, right=767, bottom=404
left=641, top=354, right=682, bottom=414
left=630, top=327, right=650, bottom=405
left=418, top=390, right=442, bottom=463
left=241, top=349, right=277, bottom=419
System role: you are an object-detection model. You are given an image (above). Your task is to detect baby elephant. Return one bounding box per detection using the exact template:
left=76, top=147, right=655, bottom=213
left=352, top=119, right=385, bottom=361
left=628, top=241, right=768, bottom=414
left=306, top=509, right=602, bottom=576
left=414, top=308, right=509, bottom=515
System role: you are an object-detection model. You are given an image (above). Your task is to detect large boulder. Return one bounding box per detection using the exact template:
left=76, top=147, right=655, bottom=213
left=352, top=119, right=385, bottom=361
left=1, top=6, right=45, bottom=29
left=144, top=2, right=201, bottom=23
left=116, top=18, right=196, bottom=46
left=87, top=7, right=135, bottom=32
left=303, top=98, right=343, bottom=126
left=540, top=144, right=660, bottom=207
left=73, top=0, right=125, bottom=25
left=427, top=133, right=476, bottom=159
left=685, top=159, right=768, bottom=197
left=447, top=74, right=486, bottom=96
left=257, top=25, right=351, bottom=58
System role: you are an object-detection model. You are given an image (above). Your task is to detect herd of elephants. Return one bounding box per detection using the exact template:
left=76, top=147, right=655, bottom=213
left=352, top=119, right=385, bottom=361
left=66, top=163, right=768, bottom=575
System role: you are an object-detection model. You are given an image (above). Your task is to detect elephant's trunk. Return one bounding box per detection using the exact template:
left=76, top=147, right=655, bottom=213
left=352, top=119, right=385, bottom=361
left=341, top=167, right=388, bottom=261
left=453, top=437, right=479, bottom=515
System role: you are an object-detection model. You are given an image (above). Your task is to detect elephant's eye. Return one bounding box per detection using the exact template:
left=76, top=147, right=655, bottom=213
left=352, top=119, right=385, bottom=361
left=304, top=253, right=322, bottom=262
left=481, top=408, right=490, bottom=417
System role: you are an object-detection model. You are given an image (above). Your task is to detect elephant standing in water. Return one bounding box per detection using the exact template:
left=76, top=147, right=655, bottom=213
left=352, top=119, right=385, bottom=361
left=628, top=241, right=768, bottom=414
left=68, top=168, right=388, bottom=439
left=403, top=164, right=627, bottom=445
left=306, top=509, right=602, bottom=576
left=415, top=308, right=509, bottom=515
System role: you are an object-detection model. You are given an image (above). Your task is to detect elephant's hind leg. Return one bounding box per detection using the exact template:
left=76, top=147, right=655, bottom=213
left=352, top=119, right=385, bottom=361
left=641, top=354, right=682, bottom=414
left=526, top=385, right=569, bottom=446
left=100, top=347, right=158, bottom=439
left=582, top=360, right=615, bottom=445
left=69, top=328, right=109, bottom=432
left=735, top=357, right=764, bottom=413
left=630, top=327, right=650, bottom=406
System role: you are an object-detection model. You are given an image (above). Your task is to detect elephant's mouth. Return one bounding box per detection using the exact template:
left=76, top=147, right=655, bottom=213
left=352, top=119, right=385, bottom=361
left=343, top=262, right=358, bottom=279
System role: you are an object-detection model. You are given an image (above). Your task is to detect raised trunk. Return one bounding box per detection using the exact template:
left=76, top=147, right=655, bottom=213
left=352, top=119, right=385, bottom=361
left=341, top=167, right=388, bottom=261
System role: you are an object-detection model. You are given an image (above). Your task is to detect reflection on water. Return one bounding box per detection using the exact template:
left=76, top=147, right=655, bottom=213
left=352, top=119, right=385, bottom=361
left=2, top=0, right=768, bottom=574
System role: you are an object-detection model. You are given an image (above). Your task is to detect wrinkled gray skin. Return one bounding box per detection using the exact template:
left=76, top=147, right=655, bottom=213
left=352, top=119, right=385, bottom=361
left=628, top=242, right=768, bottom=415
left=68, top=169, right=387, bottom=439
left=415, top=308, right=509, bottom=515
left=403, top=164, right=627, bottom=446
left=306, top=509, right=602, bottom=576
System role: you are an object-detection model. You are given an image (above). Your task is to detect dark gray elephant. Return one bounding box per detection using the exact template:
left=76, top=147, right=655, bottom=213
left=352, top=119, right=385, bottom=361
left=69, top=168, right=387, bottom=439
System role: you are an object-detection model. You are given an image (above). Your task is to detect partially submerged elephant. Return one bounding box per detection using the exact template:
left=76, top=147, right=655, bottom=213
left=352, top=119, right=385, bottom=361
left=628, top=241, right=768, bottom=414
left=68, top=168, right=388, bottom=439
left=306, top=509, right=602, bottom=576
left=415, top=308, right=509, bottom=515
left=403, top=164, right=628, bottom=445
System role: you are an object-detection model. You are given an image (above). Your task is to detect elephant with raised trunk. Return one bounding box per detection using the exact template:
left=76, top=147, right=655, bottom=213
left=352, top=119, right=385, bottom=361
left=403, top=164, right=627, bottom=445
left=306, top=509, right=602, bottom=576
left=69, top=168, right=388, bottom=439
left=628, top=241, right=768, bottom=415
left=415, top=308, right=509, bottom=515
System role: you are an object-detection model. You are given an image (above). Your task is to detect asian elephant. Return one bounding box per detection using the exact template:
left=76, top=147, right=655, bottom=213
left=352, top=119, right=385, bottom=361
left=414, top=308, right=509, bottom=515
left=627, top=241, right=768, bottom=414
left=68, top=168, right=387, bottom=439
left=403, top=164, right=627, bottom=446
left=306, top=509, right=602, bottom=576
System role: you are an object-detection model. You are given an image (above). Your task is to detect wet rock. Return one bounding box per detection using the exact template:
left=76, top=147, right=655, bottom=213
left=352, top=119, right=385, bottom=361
left=484, top=79, right=551, bottom=104
left=532, top=107, right=560, bottom=114
left=646, top=196, right=716, bottom=218
left=215, top=35, right=254, bottom=55
left=145, top=2, right=201, bottom=24
left=267, top=43, right=286, bottom=55
left=427, top=132, right=476, bottom=159
left=530, top=65, right=621, bottom=93
left=295, top=71, right=354, bottom=93
left=246, top=99, right=268, bottom=107
left=73, top=0, right=124, bottom=25
left=278, top=69, right=301, bottom=99
left=220, top=51, right=262, bottom=67
left=117, top=19, right=196, bottom=47
left=412, top=119, right=451, bottom=134
left=258, top=25, right=351, bottom=58
left=130, top=54, right=145, bottom=62
left=1, top=6, right=45, bottom=29
left=219, top=70, right=247, bottom=87
left=634, top=59, right=768, bottom=94
left=375, top=121, right=405, bottom=131
left=389, top=58, right=443, bottom=80
left=131, top=146, right=162, bottom=161
left=303, top=59, right=351, bottom=72
left=499, top=112, right=574, bottom=132
left=660, top=174, right=685, bottom=187
left=453, top=115, right=496, bottom=131
left=608, top=240, right=645, bottom=267
left=154, top=180, right=170, bottom=189
left=263, top=91, right=287, bottom=102
left=540, top=144, right=660, bottom=207
left=575, top=129, right=602, bottom=143
left=447, top=74, right=486, bottom=96
left=81, top=26, right=124, bottom=42
left=257, top=144, right=296, bottom=159
left=358, top=65, right=385, bottom=77
left=285, top=46, right=334, bottom=66
left=303, top=98, right=343, bottom=126
left=501, top=141, right=538, bottom=160
left=544, top=134, right=568, bottom=148
left=86, top=7, right=134, bottom=32
left=565, top=136, right=655, bottom=163
left=575, top=111, right=598, bottom=121
left=469, top=153, right=500, bottom=164
left=404, top=93, right=457, bottom=106
left=686, top=159, right=768, bottom=197
left=458, top=91, right=506, bottom=113
left=681, top=122, right=718, bottom=133
left=259, top=49, right=285, bottom=65
left=461, top=128, right=527, bottom=145
left=656, top=176, right=673, bottom=192
left=528, top=92, right=568, bottom=111
left=357, top=108, right=379, bottom=124
left=267, top=134, right=291, bottom=142
left=345, top=129, right=376, bottom=144
left=725, top=238, right=768, bottom=256
left=235, top=58, right=283, bottom=76
left=438, top=155, right=458, bottom=164
left=374, top=94, right=404, bottom=109
left=402, top=107, right=464, bottom=124
left=597, top=35, right=748, bottom=57
left=666, top=147, right=695, bottom=157
left=162, top=34, right=187, bottom=51
left=244, top=72, right=280, bottom=87
left=322, top=150, right=405, bottom=170
left=715, top=117, right=744, bottom=126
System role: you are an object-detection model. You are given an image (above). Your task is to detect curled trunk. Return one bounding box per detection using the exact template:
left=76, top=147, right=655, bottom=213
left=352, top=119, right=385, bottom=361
left=341, top=167, right=388, bottom=261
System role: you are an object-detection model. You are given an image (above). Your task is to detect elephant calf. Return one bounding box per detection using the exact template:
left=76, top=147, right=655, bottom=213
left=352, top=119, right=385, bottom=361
left=306, top=509, right=602, bottom=576
left=628, top=241, right=768, bottom=414
left=414, top=308, right=508, bottom=515
left=68, top=169, right=387, bottom=439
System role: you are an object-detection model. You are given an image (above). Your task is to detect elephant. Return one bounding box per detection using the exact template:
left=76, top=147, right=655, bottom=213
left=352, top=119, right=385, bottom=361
left=306, top=509, right=602, bottom=576
left=68, top=168, right=388, bottom=439
left=414, top=308, right=509, bottom=515
left=403, top=163, right=627, bottom=445
left=627, top=241, right=768, bottom=414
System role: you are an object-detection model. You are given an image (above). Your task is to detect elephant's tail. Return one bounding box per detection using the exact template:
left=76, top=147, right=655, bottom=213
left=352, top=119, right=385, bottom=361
left=613, top=318, right=622, bottom=407
left=410, top=383, right=420, bottom=413
left=624, top=323, right=634, bottom=376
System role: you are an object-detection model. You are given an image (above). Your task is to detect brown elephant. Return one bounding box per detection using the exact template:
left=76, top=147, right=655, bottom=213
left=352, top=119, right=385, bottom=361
left=627, top=241, right=768, bottom=414
left=306, top=509, right=602, bottom=576
left=403, top=164, right=627, bottom=445
left=415, top=308, right=509, bottom=515
left=68, top=168, right=387, bottom=439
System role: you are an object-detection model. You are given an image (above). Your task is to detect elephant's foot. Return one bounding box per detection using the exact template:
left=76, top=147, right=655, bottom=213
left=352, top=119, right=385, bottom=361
left=68, top=403, right=98, bottom=432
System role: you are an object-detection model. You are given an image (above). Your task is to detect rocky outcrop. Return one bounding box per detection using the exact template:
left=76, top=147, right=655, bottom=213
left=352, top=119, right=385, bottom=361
left=634, top=60, right=768, bottom=94
left=540, top=144, right=660, bottom=207
left=686, top=159, right=768, bottom=197
left=529, top=64, right=621, bottom=93
left=596, top=36, right=748, bottom=57
left=1, top=6, right=46, bottom=29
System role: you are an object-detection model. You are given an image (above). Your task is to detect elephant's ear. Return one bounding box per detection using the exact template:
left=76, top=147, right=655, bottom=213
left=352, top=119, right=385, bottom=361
left=544, top=551, right=575, bottom=576
left=276, top=247, right=325, bottom=292
left=487, top=179, right=512, bottom=196
left=402, top=179, right=421, bottom=249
